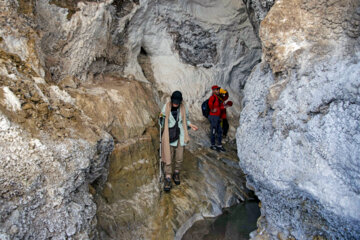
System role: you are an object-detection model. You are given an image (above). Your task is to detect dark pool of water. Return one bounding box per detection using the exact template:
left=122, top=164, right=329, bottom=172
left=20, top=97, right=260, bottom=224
left=182, top=201, right=260, bottom=240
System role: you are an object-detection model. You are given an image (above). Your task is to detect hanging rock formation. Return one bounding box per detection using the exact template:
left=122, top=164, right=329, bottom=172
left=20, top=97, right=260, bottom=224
left=238, top=0, right=360, bottom=239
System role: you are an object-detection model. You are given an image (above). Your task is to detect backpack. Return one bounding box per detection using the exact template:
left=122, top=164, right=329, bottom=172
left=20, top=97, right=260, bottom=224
left=201, top=97, right=216, bottom=118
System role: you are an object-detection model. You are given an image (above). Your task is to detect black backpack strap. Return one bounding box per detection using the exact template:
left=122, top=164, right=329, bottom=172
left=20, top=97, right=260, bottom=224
left=172, top=108, right=180, bottom=126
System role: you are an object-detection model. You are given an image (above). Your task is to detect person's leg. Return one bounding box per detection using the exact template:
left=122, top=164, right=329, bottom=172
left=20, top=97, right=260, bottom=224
left=216, top=117, right=225, bottom=151
left=164, top=164, right=172, bottom=178
left=208, top=115, right=216, bottom=148
left=223, top=118, right=229, bottom=137
left=174, top=141, right=184, bottom=172
left=173, top=141, right=183, bottom=185
left=165, top=146, right=175, bottom=178
left=164, top=146, right=174, bottom=191
left=214, top=116, right=222, bottom=145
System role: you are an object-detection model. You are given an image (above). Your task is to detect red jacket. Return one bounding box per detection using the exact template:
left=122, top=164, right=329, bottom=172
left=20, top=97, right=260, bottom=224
left=208, top=94, right=224, bottom=117
left=220, top=93, right=229, bottom=119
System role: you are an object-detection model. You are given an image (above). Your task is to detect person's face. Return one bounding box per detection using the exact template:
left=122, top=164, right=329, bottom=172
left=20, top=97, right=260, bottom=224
left=213, top=88, right=220, bottom=95
left=172, top=103, right=179, bottom=108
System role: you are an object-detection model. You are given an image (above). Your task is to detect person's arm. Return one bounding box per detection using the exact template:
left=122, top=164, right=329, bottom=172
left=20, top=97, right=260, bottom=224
left=224, top=100, right=233, bottom=108
left=208, top=95, right=217, bottom=112
left=185, top=106, right=198, bottom=131
left=186, top=106, right=191, bottom=127
left=159, top=104, right=166, bottom=127
left=223, top=92, right=229, bottom=101
left=220, top=101, right=225, bottom=110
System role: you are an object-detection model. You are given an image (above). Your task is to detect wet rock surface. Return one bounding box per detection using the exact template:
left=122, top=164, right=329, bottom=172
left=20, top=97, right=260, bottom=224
left=96, top=136, right=251, bottom=239
left=182, top=201, right=260, bottom=240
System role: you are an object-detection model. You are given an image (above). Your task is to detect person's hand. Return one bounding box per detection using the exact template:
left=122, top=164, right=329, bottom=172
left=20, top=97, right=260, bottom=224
left=189, top=123, right=198, bottom=131
left=226, top=101, right=233, bottom=107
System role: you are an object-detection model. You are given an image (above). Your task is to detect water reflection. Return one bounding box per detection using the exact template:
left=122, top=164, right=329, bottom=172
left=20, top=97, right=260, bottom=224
left=182, top=201, right=260, bottom=240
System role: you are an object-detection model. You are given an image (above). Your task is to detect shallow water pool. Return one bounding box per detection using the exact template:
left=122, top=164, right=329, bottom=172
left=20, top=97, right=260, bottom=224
left=182, top=201, right=260, bottom=240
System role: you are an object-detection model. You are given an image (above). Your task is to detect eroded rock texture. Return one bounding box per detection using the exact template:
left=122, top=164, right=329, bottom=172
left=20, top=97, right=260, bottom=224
left=124, top=0, right=261, bottom=120
left=0, top=0, right=260, bottom=239
left=237, top=0, right=360, bottom=239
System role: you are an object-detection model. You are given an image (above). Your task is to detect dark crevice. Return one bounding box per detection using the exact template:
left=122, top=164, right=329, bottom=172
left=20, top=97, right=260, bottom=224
left=137, top=46, right=156, bottom=84
left=140, top=47, right=148, bottom=56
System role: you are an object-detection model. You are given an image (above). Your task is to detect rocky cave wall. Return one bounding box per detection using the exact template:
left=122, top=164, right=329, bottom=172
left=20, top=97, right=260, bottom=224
left=2, top=0, right=359, bottom=239
left=0, top=0, right=260, bottom=239
left=238, top=0, right=360, bottom=239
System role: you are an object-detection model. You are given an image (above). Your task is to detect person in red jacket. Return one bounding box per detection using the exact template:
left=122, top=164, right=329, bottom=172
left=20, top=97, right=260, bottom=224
left=219, top=88, right=232, bottom=139
left=208, top=85, right=226, bottom=152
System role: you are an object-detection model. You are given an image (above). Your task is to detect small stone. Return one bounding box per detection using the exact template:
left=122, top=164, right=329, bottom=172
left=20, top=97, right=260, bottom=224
left=59, top=76, right=78, bottom=89
left=22, top=103, right=33, bottom=110
left=9, top=225, right=19, bottom=234
left=59, top=108, right=74, bottom=119
left=37, top=103, right=49, bottom=114
left=66, top=224, right=76, bottom=237
left=30, top=96, right=40, bottom=103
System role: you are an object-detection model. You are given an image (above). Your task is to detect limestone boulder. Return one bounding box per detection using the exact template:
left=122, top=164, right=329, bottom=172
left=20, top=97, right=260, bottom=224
left=237, top=0, right=360, bottom=239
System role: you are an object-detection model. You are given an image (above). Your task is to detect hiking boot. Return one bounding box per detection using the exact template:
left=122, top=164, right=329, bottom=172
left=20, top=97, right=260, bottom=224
left=173, top=172, right=180, bottom=185
left=164, top=177, right=172, bottom=192
left=210, top=145, right=219, bottom=151
left=217, top=145, right=226, bottom=152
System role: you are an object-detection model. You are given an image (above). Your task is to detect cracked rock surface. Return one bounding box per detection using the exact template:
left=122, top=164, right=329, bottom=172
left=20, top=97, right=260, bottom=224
left=237, top=0, right=360, bottom=239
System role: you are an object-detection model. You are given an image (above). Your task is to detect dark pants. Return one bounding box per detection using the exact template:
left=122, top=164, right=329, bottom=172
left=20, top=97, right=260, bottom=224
left=208, top=115, right=222, bottom=146
left=221, top=118, right=229, bottom=137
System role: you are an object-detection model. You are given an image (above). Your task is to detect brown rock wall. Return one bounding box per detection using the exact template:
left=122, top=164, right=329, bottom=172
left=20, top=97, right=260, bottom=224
left=260, top=0, right=360, bottom=74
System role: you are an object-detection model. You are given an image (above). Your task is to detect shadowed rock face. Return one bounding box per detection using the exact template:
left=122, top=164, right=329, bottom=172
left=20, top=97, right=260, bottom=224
left=242, top=0, right=275, bottom=34
left=237, top=0, right=360, bottom=239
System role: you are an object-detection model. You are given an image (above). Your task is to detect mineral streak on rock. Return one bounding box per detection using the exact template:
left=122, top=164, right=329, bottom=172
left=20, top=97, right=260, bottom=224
left=238, top=0, right=360, bottom=239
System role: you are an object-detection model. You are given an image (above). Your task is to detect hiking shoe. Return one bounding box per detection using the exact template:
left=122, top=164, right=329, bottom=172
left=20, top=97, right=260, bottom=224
left=164, top=177, right=172, bottom=192
left=217, top=145, right=226, bottom=152
left=210, top=145, right=219, bottom=151
left=173, top=172, right=180, bottom=185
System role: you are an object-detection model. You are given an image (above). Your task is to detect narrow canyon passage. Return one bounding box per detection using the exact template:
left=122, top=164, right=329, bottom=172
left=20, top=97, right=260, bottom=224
left=0, top=0, right=359, bottom=240
left=94, top=124, right=255, bottom=239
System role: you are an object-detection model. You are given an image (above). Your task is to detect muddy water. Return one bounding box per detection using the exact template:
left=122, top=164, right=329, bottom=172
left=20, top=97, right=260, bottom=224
left=182, top=201, right=260, bottom=240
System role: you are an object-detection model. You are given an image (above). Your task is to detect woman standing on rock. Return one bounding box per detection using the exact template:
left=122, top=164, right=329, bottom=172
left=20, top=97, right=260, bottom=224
left=160, top=91, right=198, bottom=192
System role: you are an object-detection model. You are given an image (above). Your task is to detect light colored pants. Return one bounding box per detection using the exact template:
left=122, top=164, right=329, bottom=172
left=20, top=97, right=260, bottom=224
left=164, top=140, right=184, bottom=175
